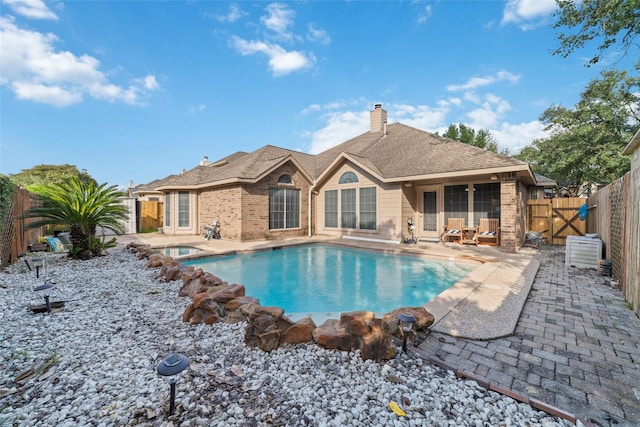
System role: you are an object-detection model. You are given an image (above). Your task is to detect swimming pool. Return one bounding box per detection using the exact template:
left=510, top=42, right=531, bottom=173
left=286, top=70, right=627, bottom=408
left=184, top=244, right=475, bottom=322
left=162, top=246, right=203, bottom=258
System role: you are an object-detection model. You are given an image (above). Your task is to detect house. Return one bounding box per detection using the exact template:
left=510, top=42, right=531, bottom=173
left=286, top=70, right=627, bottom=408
left=155, top=104, right=545, bottom=252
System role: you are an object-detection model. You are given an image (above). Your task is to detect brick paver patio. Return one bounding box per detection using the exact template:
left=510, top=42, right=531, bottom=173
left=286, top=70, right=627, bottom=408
left=419, top=246, right=640, bottom=426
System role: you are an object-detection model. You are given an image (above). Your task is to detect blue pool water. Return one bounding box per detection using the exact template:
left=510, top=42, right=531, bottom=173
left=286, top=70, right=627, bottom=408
left=163, top=247, right=203, bottom=257
left=184, top=244, right=475, bottom=320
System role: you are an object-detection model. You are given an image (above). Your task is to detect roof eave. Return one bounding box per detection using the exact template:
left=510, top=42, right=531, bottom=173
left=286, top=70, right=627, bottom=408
left=623, top=128, right=640, bottom=155
left=385, top=164, right=534, bottom=183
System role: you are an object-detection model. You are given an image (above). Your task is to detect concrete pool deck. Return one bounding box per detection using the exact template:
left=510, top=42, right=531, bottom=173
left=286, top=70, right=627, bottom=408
left=115, top=233, right=537, bottom=340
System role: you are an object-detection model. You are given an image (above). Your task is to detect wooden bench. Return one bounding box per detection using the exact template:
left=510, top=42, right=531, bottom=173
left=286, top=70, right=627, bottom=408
left=476, top=218, right=500, bottom=246
left=442, top=218, right=466, bottom=244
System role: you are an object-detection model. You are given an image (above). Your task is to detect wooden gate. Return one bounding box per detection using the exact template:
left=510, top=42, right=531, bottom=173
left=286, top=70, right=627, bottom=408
left=138, top=201, right=163, bottom=232
left=527, top=198, right=587, bottom=245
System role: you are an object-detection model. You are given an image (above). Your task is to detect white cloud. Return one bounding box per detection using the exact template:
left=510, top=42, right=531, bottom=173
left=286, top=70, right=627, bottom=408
left=300, top=103, right=321, bottom=115
left=392, top=103, right=450, bottom=130
left=307, top=24, right=330, bottom=45
left=216, top=3, right=247, bottom=23
left=12, top=81, right=80, bottom=106
left=230, top=36, right=314, bottom=76
left=467, top=94, right=512, bottom=128
left=501, top=0, right=557, bottom=29
left=300, top=97, right=545, bottom=155
left=304, top=101, right=450, bottom=154
left=0, top=16, right=159, bottom=106
left=493, top=121, right=548, bottom=153
left=190, top=103, right=206, bottom=113
left=307, top=110, right=370, bottom=154
left=3, top=0, right=58, bottom=20
left=261, top=3, right=295, bottom=38
left=417, top=5, right=432, bottom=24
left=446, top=70, right=521, bottom=92
left=142, top=75, right=159, bottom=90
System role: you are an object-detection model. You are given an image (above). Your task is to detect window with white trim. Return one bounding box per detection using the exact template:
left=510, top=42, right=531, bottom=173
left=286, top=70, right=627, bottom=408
left=269, top=188, right=300, bottom=229
left=359, top=187, right=376, bottom=230
left=325, top=190, right=338, bottom=228
left=164, top=192, right=171, bottom=227
left=341, top=188, right=357, bottom=229
left=178, top=191, right=190, bottom=227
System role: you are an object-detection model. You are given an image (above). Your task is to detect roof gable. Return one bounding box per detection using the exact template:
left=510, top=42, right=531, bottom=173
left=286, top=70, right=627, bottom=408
left=157, top=145, right=315, bottom=189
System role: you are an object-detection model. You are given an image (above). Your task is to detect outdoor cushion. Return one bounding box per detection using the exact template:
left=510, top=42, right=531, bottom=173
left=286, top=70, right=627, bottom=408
left=42, top=237, right=65, bottom=252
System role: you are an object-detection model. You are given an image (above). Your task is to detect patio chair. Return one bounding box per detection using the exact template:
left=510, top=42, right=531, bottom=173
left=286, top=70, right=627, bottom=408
left=476, top=218, right=500, bottom=246
left=441, top=218, right=465, bottom=244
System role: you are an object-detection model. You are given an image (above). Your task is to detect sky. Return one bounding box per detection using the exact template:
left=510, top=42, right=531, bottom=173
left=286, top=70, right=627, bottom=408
left=0, top=0, right=632, bottom=189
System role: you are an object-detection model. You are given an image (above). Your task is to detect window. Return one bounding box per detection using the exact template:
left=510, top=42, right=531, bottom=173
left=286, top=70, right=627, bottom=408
left=178, top=191, right=190, bottom=227
left=359, top=187, right=376, bottom=230
left=473, top=183, right=500, bottom=226
left=444, top=185, right=468, bottom=223
left=423, top=191, right=437, bottom=232
left=339, top=172, right=359, bottom=184
left=269, top=188, right=300, bottom=229
left=278, top=174, right=293, bottom=185
left=529, top=188, right=538, bottom=200
left=341, top=188, right=357, bottom=229
left=164, top=192, right=171, bottom=227
left=325, top=190, right=338, bottom=228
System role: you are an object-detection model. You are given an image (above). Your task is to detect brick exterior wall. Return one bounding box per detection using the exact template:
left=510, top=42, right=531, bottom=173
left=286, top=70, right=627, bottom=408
left=198, top=162, right=311, bottom=241
left=499, top=173, right=518, bottom=253
left=517, top=180, right=528, bottom=248
left=199, top=185, right=243, bottom=240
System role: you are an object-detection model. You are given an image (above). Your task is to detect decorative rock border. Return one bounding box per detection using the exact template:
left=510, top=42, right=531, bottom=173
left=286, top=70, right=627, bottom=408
left=127, top=242, right=434, bottom=361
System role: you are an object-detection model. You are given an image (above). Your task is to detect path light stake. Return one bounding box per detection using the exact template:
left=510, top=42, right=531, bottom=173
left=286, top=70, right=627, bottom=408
left=18, top=253, right=32, bottom=271
left=156, top=353, right=189, bottom=416
left=32, top=258, right=44, bottom=279
left=397, top=312, right=416, bottom=353
left=34, top=283, right=54, bottom=312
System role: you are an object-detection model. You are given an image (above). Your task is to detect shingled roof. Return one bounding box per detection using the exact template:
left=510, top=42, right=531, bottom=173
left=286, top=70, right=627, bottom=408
left=151, top=109, right=536, bottom=190
left=315, top=123, right=531, bottom=183
left=157, top=145, right=316, bottom=189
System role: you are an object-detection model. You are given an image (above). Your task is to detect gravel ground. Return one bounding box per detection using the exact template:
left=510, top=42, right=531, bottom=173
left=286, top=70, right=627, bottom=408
left=0, top=247, right=573, bottom=426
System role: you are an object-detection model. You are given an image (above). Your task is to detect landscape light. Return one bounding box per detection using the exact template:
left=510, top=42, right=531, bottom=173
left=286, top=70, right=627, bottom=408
left=18, top=253, right=32, bottom=271
left=397, top=312, right=416, bottom=353
left=156, top=353, right=189, bottom=416
left=34, top=283, right=54, bottom=312
left=32, top=258, right=44, bottom=278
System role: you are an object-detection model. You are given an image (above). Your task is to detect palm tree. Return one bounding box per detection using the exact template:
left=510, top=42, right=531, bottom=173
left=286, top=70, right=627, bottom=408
left=23, top=178, right=129, bottom=259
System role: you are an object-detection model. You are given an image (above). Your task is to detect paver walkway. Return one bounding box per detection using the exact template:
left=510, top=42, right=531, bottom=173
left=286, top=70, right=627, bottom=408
left=419, top=246, right=640, bottom=426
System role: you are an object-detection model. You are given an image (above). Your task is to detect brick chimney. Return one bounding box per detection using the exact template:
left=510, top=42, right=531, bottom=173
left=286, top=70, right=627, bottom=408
left=370, top=104, right=387, bottom=132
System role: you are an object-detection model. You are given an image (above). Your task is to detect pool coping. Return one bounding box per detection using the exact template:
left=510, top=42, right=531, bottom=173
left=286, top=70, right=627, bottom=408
left=121, top=235, right=537, bottom=340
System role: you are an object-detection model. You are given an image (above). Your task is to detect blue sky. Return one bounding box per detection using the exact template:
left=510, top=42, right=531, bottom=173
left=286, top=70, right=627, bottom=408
left=0, top=0, right=629, bottom=189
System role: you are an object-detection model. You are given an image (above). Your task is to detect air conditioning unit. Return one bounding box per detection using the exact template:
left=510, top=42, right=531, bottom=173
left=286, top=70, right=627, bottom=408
left=565, top=235, right=603, bottom=269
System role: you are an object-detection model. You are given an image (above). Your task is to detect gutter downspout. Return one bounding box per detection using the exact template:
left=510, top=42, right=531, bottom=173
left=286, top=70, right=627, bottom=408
left=308, top=179, right=316, bottom=237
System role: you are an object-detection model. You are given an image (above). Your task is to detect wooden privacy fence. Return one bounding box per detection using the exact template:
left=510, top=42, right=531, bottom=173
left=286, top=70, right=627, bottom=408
left=138, top=200, right=163, bottom=232
left=526, top=198, right=587, bottom=245
left=587, top=171, right=639, bottom=316
left=0, top=188, right=43, bottom=268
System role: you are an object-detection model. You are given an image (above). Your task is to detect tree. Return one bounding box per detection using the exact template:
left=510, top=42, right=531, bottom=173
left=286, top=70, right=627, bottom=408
left=515, top=69, right=639, bottom=196
left=10, top=164, right=96, bottom=193
left=553, top=0, right=640, bottom=66
left=23, top=178, right=128, bottom=259
left=443, top=123, right=504, bottom=153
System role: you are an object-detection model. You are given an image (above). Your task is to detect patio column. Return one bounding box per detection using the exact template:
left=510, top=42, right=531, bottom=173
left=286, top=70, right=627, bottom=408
left=500, top=174, right=518, bottom=253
